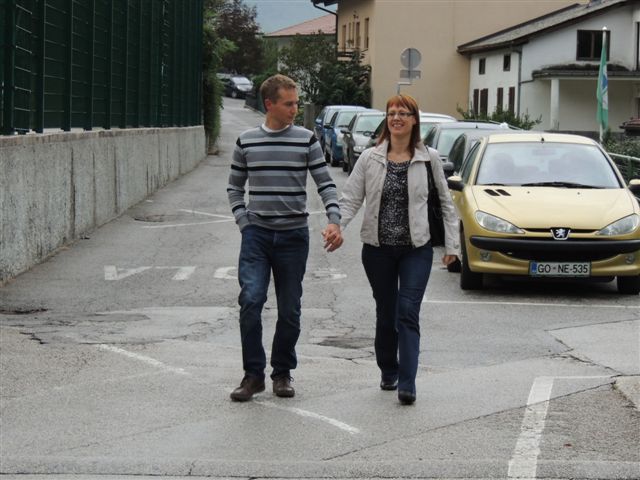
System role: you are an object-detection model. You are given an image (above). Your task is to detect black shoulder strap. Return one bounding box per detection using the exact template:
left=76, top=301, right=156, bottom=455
left=425, top=160, right=437, bottom=194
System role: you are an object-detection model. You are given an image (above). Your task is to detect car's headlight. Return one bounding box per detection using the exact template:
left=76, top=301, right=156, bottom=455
left=597, top=214, right=640, bottom=236
left=475, top=211, right=524, bottom=234
left=354, top=145, right=366, bottom=153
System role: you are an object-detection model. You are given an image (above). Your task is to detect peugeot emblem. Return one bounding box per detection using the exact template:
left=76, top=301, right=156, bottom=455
left=551, top=227, right=570, bottom=240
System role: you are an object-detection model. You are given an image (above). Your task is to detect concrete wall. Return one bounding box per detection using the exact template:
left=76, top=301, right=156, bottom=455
left=0, top=126, right=205, bottom=284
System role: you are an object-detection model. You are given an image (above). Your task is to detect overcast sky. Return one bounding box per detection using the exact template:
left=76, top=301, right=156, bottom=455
left=244, top=0, right=336, bottom=34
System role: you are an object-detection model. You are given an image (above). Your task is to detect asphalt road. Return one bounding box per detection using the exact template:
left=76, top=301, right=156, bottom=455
left=1, top=98, right=639, bottom=480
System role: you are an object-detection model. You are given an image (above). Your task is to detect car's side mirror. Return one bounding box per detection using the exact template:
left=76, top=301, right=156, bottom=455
left=628, top=179, right=640, bottom=199
left=447, top=175, right=464, bottom=192
left=442, top=161, right=455, bottom=178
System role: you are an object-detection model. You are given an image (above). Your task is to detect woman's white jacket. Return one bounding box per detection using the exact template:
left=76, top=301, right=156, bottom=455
left=339, top=140, right=461, bottom=257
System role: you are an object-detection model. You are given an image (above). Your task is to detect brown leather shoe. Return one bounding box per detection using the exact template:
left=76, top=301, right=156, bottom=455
left=273, top=375, right=295, bottom=398
left=230, top=375, right=265, bottom=402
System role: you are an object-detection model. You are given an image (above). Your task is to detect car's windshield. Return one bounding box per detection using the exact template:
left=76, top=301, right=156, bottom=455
left=355, top=115, right=384, bottom=133
left=476, top=143, right=621, bottom=188
left=334, top=111, right=359, bottom=128
left=232, top=77, right=252, bottom=86
left=436, top=127, right=497, bottom=157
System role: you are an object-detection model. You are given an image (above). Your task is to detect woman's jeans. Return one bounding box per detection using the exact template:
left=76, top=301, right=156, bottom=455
left=362, top=243, right=433, bottom=394
left=238, top=225, right=309, bottom=380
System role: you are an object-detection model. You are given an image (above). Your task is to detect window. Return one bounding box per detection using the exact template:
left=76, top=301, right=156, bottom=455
left=508, top=87, right=516, bottom=114
left=576, top=30, right=610, bottom=61
left=503, top=54, right=511, bottom=71
left=356, top=21, right=361, bottom=49
left=473, top=89, right=479, bottom=116
left=479, top=58, right=486, bottom=75
left=497, top=88, right=504, bottom=110
left=480, top=89, right=488, bottom=116
left=342, top=25, right=346, bottom=50
left=365, top=18, right=369, bottom=49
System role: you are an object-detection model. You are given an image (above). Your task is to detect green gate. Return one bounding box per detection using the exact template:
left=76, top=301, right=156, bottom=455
left=1, top=0, right=203, bottom=134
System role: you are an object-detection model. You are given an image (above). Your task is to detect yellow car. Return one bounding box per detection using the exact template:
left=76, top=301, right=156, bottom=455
left=447, top=132, right=640, bottom=294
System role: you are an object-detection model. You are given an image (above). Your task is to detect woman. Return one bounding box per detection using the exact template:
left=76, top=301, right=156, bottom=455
left=339, top=94, right=460, bottom=405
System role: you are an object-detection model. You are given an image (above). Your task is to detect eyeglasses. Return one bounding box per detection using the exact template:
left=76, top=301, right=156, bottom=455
left=386, top=111, right=414, bottom=118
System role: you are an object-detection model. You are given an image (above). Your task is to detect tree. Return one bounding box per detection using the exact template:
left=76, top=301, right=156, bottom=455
left=278, top=34, right=335, bottom=104
left=315, top=52, right=371, bottom=107
left=216, top=0, right=263, bottom=75
left=202, top=0, right=234, bottom=153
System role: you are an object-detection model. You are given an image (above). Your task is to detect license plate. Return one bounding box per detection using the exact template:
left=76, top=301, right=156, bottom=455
left=529, top=261, right=591, bottom=277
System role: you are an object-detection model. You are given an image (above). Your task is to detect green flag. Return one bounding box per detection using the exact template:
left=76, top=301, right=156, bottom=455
left=596, top=29, right=608, bottom=135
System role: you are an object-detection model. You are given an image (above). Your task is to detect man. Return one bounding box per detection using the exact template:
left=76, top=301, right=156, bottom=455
left=227, top=74, right=343, bottom=402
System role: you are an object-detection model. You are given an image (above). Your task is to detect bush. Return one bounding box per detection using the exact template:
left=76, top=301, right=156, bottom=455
left=456, top=106, right=541, bottom=130
left=604, top=134, right=640, bottom=158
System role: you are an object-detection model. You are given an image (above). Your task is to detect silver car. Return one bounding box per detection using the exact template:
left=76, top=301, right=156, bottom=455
left=342, top=110, right=384, bottom=173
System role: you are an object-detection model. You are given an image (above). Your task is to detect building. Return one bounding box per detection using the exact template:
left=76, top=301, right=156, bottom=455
left=264, top=13, right=336, bottom=50
left=312, top=0, right=583, bottom=116
left=458, top=0, right=640, bottom=133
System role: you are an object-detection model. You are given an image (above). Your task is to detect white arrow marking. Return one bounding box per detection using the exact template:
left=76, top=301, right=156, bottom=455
left=104, top=266, right=152, bottom=281
left=214, top=266, right=237, bottom=280
left=155, top=266, right=197, bottom=280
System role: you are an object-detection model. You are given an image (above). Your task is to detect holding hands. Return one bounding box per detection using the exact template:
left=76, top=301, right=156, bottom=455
left=322, top=224, right=344, bottom=252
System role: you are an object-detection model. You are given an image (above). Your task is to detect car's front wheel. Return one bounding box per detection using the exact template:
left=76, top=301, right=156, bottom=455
left=460, top=234, right=483, bottom=290
left=617, top=275, right=640, bottom=295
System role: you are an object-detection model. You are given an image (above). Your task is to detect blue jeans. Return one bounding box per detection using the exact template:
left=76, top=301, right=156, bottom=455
left=237, top=225, right=309, bottom=379
left=361, top=243, right=433, bottom=394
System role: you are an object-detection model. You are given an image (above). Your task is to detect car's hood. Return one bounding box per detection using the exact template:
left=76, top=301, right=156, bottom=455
left=471, top=186, right=637, bottom=230
left=352, top=133, right=374, bottom=146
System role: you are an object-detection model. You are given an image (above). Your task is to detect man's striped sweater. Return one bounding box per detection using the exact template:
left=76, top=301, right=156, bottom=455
left=227, top=124, right=341, bottom=231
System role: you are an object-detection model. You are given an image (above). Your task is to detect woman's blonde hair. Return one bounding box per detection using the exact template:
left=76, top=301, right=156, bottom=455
left=377, top=94, right=422, bottom=158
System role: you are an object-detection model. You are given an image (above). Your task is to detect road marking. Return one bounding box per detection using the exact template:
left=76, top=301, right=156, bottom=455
left=423, top=299, right=640, bottom=309
left=177, top=209, right=233, bottom=219
left=96, top=344, right=190, bottom=376
left=141, top=219, right=235, bottom=229
left=104, top=266, right=152, bottom=280
left=257, top=400, right=360, bottom=435
left=508, top=375, right=612, bottom=479
left=214, top=266, right=237, bottom=280
left=155, top=266, right=197, bottom=280
left=104, top=266, right=196, bottom=281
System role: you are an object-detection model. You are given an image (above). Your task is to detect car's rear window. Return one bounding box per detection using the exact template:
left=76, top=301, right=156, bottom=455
left=476, top=142, right=621, bottom=188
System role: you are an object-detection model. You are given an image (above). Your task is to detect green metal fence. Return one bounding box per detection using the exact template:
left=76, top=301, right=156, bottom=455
left=1, top=0, right=203, bottom=135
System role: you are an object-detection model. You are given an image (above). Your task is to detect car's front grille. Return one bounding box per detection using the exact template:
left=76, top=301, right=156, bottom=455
left=504, top=249, right=615, bottom=262
left=470, top=236, right=639, bottom=262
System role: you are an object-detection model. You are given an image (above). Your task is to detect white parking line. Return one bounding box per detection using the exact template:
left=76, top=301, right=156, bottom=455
left=508, top=375, right=612, bottom=479
left=95, top=343, right=361, bottom=436
left=424, top=299, right=640, bottom=309
left=177, top=209, right=233, bottom=219
left=96, top=344, right=190, bottom=376
left=257, top=400, right=360, bottom=435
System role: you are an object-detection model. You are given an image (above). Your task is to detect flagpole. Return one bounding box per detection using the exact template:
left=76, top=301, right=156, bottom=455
left=596, top=26, right=608, bottom=144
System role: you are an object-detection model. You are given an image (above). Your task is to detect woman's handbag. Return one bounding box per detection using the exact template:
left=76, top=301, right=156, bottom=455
left=425, top=160, right=445, bottom=247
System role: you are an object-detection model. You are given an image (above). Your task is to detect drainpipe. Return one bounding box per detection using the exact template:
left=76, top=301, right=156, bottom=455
left=515, top=46, right=523, bottom=117
left=312, top=1, right=338, bottom=57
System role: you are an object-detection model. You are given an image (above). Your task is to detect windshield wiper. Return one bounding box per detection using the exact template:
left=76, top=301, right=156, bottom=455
left=519, top=181, right=603, bottom=189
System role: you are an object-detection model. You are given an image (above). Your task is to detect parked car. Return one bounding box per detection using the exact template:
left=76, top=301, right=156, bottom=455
left=314, top=105, right=363, bottom=153
left=342, top=110, right=385, bottom=173
left=424, top=121, right=511, bottom=164
left=446, top=131, right=640, bottom=294
left=326, top=108, right=368, bottom=167
left=224, top=76, right=253, bottom=98
left=447, top=129, right=525, bottom=176
left=365, top=111, right=457, bottom=151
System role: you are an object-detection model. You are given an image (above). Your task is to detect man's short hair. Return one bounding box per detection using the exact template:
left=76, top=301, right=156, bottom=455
left=260, top=74, right=297, bottom=107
